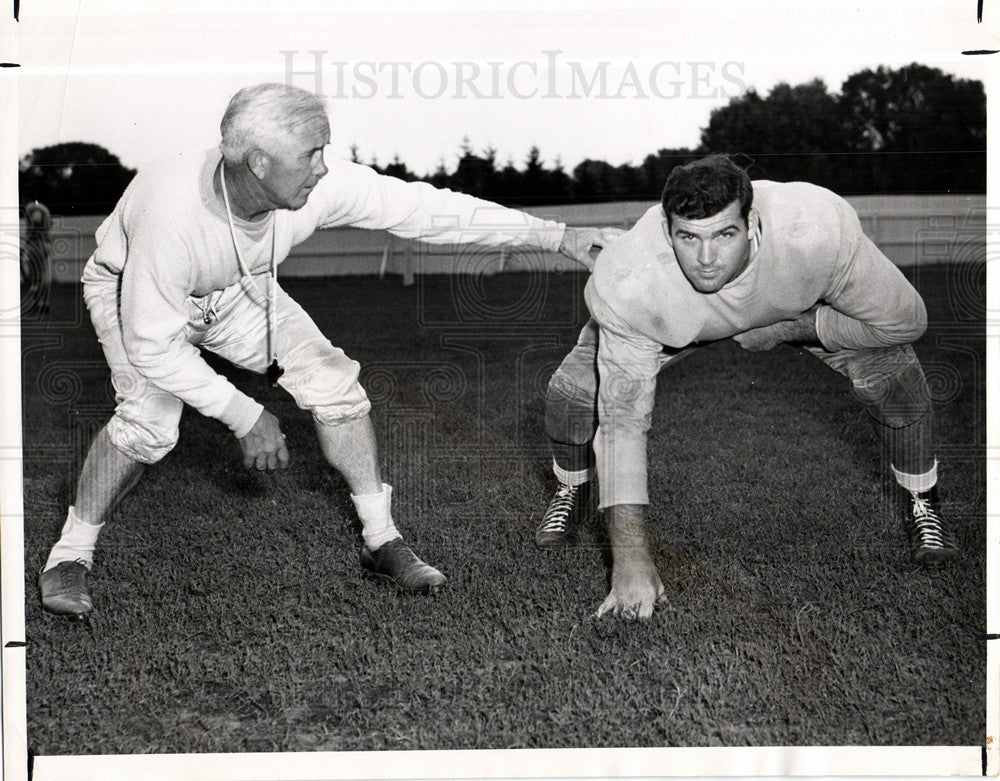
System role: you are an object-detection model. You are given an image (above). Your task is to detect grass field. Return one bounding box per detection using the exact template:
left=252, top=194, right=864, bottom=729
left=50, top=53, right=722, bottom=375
left=20, top=262, right=985, bottom=754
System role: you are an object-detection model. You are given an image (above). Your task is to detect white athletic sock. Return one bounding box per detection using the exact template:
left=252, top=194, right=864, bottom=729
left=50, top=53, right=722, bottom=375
left=553, top=459, right=592, bottom=488
left=43, top=506, right=103, bottom=572
left=351, top=483, right=402, bottom=551
left=891, top=460, right=938, bottom=495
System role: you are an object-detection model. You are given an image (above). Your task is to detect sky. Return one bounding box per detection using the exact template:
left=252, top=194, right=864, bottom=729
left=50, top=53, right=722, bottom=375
left=12, top=0, right=997, bottom=176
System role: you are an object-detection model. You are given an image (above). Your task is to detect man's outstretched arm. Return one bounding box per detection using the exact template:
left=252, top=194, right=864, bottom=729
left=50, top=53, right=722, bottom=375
left=302, top=156, right=623, bottom=269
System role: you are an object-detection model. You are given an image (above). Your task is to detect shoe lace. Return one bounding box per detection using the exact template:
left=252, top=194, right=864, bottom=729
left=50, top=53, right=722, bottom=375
left=59, top=560, right=89, bottom=586
left=539, top=484, right=579, bottom=533
left=911, top=495, right=951, bottom=550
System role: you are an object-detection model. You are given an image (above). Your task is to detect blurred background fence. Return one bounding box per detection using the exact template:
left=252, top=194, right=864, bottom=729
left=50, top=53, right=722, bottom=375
left=32, top=195, right=987, bottom=284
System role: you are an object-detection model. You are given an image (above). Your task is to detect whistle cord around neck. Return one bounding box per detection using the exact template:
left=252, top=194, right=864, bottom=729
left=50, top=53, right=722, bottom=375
left=219, top=160, right=284, bottom=385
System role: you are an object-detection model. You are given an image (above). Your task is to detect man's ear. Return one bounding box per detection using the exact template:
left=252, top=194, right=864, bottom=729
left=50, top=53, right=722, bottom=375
left=747, top=208, right=760, bottom=239
left=661, top=210, right=674, bottom=248
left=247, top=149, right=269, bottom=181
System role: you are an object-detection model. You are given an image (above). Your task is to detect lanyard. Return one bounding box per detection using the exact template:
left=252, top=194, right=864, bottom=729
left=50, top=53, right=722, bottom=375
left=219, top=161, right=284, bottom=385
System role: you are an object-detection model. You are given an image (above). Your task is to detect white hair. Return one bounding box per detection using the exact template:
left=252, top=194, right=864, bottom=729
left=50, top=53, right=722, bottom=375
left=219, top=83, right=329, bottom=162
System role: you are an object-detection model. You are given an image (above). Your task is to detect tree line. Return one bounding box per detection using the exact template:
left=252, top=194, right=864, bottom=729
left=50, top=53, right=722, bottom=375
left=19, top=64, right=985, bottom=215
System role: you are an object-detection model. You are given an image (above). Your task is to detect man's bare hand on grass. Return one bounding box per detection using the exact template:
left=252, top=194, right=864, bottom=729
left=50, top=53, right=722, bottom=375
left=238, top=409, right=290, bottom=472
left=596, top=505, right=666, bottom=620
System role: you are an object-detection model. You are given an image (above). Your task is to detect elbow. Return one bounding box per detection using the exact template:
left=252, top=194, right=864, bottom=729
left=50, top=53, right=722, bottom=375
left=879, top=295, right=928, bottom=346
left=912, top=296, right=928, bottom=341
left=905, top=323, right=927, bottom=345
left=894, top=296, right=928, bottom=344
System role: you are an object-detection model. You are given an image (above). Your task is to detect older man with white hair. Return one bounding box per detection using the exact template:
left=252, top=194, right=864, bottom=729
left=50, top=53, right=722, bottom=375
left=39, top=82, right=616, bottom=617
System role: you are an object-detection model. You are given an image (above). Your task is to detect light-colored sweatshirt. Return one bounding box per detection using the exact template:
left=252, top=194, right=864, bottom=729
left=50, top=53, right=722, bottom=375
left=83, top=148, right=566, bottom=437
left=585, top=180, right=927, bottom=508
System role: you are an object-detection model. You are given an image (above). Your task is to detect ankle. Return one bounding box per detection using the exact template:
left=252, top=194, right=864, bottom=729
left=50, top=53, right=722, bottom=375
left=553, top=460, right=592, bottom=488
left=44, top=508, right=103, bottom=572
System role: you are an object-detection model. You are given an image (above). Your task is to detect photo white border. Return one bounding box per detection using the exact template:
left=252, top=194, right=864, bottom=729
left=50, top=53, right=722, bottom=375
left=2, top=4, right=997, bottom=781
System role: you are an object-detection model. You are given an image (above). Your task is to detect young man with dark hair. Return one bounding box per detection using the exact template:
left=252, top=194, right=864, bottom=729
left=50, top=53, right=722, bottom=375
left=537, top=154, right=956, bottom=619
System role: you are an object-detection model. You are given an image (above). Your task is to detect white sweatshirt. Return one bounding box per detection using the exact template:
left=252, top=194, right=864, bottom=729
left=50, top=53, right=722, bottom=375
left=586, top=180, right=928, bottom=508
left=83, top=148, right=567, bottom=436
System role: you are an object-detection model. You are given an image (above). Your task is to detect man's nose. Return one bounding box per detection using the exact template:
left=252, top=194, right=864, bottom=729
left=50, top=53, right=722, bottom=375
left=698, top=242, right=715, bottom=266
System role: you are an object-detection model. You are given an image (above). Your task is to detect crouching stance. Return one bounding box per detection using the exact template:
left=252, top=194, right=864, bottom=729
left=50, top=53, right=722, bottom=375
left=40, top=83, right=613, bottom=617
left=536, top=155, right=957, bottom=619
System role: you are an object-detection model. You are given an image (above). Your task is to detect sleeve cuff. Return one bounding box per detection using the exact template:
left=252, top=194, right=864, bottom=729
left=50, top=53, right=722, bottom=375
left=551, top=223, right=568, bottom=254
left=594, top=428, right=650, bottom=509
left=219, top=391, right=264, bottom=439
left=813, top=306, right=839, bottom=351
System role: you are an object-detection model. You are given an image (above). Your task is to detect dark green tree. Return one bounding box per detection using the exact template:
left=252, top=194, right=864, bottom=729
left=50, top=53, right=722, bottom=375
left=838, top=64, right=986, bottom=192
left=359, top=62, right=986, bottom=202
left=382, top=154, right=417, bottom=182
left=426, top=158, right=451, bottom=190
left=19, top=142, right=136, bottom=215
left=522, top=148, right=573, bottom=205
left=698, top=66, right=985, bottom=193
left=571, top=159, right=619, bottom=201
left=699, top=79, right=845, bottom=188
left=451, top=138, right=498, bottom=199
left=640, top=149, right=700, bottom=196
left=494, top=157, right=524, bottom=204
left=547, top=157, right=572, bottom=204
left=840, top=64, right=986, bottom=152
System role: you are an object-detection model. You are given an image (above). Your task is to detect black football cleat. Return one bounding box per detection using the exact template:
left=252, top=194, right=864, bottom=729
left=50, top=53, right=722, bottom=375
left=907, top=487, right=958, bottom=564
left=39, top=560, right=93, bottom=617
left=535, top=481, right=592, bottom=549
left=360, top=538, right=447, bottom=594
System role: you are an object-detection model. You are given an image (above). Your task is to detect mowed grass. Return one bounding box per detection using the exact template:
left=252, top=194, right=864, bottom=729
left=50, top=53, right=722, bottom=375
left=20, top=261, right=985, bottom=753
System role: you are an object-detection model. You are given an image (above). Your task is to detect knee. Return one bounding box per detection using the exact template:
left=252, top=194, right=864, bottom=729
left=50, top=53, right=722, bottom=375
left=281, top=338, right=372, bottom=425
left=311, top=393, right=372, bottom=427
left=107, top=409, right=180, bottom=464
left=849, top=347, right=932, bottom=428
left=544, top=370, right=597, bottom=445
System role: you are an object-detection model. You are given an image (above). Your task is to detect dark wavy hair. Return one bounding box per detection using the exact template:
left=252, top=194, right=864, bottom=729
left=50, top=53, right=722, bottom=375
left=660, top=155, right=753, bottom=229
